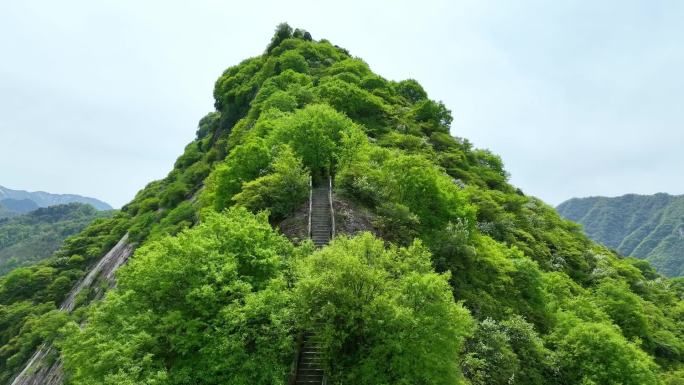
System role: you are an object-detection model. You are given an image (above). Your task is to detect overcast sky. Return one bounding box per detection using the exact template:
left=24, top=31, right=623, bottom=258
left=1, top=0, right=682, bottom=208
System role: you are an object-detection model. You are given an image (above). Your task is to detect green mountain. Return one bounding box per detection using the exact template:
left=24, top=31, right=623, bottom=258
left=0, top=203, right=113, bottom=276
left=0, top=199, right=39, bottom=216
left=0, top=185, right=112, bottom=219
left=1, top=24, right=682, bottom=385
left=557, top=193, right=684, bottom=277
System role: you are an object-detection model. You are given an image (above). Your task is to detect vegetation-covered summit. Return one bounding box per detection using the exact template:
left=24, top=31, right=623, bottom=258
left=558, top=193, right=684, bottom=277
left=1, top=24, right=682, bottom=385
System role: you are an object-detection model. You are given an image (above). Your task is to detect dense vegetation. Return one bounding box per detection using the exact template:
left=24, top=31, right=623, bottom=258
left=0, top=199, right=39, bottom=218
left=0, top=203, right=112, bottom=275
left=558, top=193, right=684, bottom=277
left=2, top=24, right=683, bottom=385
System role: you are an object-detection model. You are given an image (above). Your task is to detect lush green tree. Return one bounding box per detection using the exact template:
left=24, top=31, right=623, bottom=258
left=410, top=99, right=453, bottom=134
left=159, top=181, right=189, bottom=208
left=210, top=138, right=272, bottom=211
left=461, top=318, right=520, bottom=385
left=593, top=278, right=650, bottom=341
left=278, top=50, right=309, bottom=73
left=553, top=315, right=661, bottom=385
left=316, top=78, right=388, bottom=132
left=60, top=208, right=295, bottom=385
left=396, top=79, right=427, bottom=103
left=266, top=22, right=293, bottom=53
left=293, top=233, right=474, bottom=385
left=261, top=90, right=298, bottom=112
left=233, top=145, right=309, bottom=219
left=267, top=104, right=361, bottom=178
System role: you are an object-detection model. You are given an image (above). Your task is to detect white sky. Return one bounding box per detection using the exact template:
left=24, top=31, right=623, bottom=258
left=1, top=0, right=683, bottom=208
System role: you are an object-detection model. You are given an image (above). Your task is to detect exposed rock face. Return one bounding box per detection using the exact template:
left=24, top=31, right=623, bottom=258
left=279, top=193, right=378, bottom=244
left=10, top=235, right=134, bottom=385
left=332, top=196, right=378, bottom=238
left=60, top=235, right=134, bottom=312
left=279, top=201, right=310, bottom=244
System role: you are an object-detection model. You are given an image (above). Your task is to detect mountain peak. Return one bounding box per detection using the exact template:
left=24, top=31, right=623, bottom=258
left=2, top=25, right=682, bottom=385
left=0, top=185, right=112, bottom=213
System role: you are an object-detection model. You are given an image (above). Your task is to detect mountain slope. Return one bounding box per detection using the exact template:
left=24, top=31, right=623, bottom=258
left=2, top=24, right=683, bottom=385
left=0, top=186, right=112, bottom=218
left=0, top=199, right=38, bottom=216
left=557, top=193, right=684, bottom=277
left=0, top=203, right=113, bottom=276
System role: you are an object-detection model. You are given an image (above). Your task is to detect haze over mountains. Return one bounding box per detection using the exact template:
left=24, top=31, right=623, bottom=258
left=557, top=193, right=684, bottom=277
left=0, top=185, right=112, bottom=219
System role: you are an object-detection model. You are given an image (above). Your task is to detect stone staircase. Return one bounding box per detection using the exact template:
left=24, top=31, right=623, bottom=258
left=309, top=179, right=333, bottom=248
left=293, top=332, right=325, bottom=385
left=290, top=178, right=333, bottom=385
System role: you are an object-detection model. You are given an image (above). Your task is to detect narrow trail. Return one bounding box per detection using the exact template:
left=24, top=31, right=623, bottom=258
left=291, top=177, right=335, bottom=385
left=292, top=333, right=325, bottom=385
left=310, top=183, right=333, bottom=247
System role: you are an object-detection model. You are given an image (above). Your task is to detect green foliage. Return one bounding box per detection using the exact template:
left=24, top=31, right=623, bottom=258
left=293, top=233, right=474, bottom=385
left=266, top=104, right=360, bottom=177
left=60, top=208, right=295, bottom=385
left=4, top=24, right=684, bottom=385
left=233, top=146, right=309, bottom=219
left=553, top=315, right=661, bottom=385
left=410, top=99, right=453, bottom=134
left=0, top=211, right=130, bottom=383
left=594, top=278, right=650, bottom=340
left=209, top=138, right=272, bottom=211
left=266, top=23, right=293, bottom=53
left=337, top=146, right=475, bottom=237
left=0, top=203, right=112, bottom=275
left=316, top=78, right=388, bottom=132
left=557, top=193, right=684, bottom=277
left=278, top=50, right=309, bottom=73
left=463, top=315, right=555, bottom=385
left=395, top=79, right=427, bottom=103
left=196, top=111, right=220, bottom=139
left=160, top=182, right=189, bottom=208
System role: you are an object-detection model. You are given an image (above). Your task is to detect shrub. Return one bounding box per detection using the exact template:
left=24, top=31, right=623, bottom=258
left=233, top=146, right=309, bottom=219
left=278, top=51, right=309, bottom=74
left=60, top=208, right=295, bottom=385
left=160, top=182, right=189, bottom=208
left=293, top=233, right=474, bottom=385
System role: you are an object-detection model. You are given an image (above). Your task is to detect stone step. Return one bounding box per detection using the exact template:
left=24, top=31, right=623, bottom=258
left=309, top=180, right=333, bottom=252
left=295, top=326, right=326, bottom=385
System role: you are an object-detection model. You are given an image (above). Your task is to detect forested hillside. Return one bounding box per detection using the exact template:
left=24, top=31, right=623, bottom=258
left=0, top=203, right=112, bottom=276
left=1, top=24, right=682, bottom=385
left=0, top=186, right=112, bottom=219
left=558, top=193, right=684, bottom=277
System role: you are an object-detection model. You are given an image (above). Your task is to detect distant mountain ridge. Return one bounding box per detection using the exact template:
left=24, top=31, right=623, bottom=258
left=0, top=185, right=112, bottom=218
left=0, top=202, right=113, bottom=275
left=557, top=193, right=684, bottom=277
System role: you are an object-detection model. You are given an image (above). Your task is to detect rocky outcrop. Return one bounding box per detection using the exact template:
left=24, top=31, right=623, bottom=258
left=10, top=235, right=134, bottom=385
